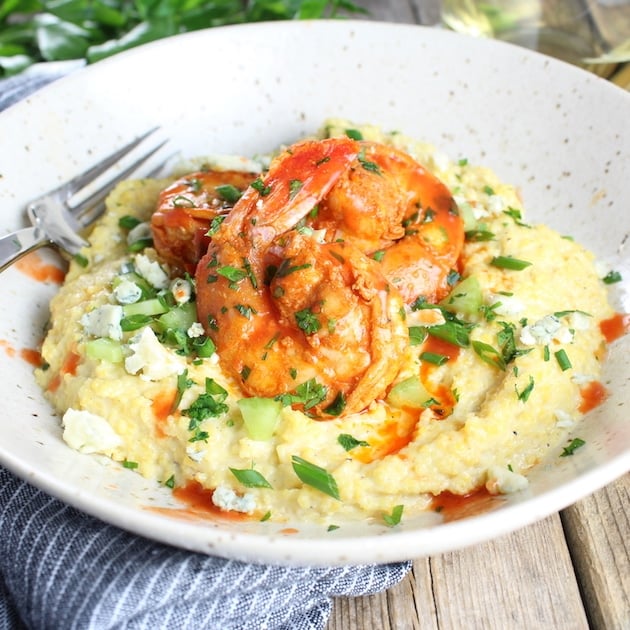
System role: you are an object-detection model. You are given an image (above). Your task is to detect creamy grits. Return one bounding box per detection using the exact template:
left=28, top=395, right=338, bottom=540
left=35, top=120, right=616, bottom=527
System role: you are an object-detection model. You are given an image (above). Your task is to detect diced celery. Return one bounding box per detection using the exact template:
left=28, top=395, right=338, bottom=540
left=85, top=338, right=124, bottom=363
left=156, top=302, right=197, bottom=333
left=238, top=397, right=282, bottom=440
left=459, top=203, right=477, bottom=232
left=387, top=377, right=432, bottom=409
left=122, top=298, right=169, bottom=317
left=440, top=276, right=482, bottom=316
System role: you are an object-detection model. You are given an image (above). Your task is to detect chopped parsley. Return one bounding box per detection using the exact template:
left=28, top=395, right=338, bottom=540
left=602, top=270, right=622, bottom=284
left=337, top=433, right=369, bottom=451
left=277, top=378, right=327, bottom=410
left=295, top=307, right=321, bottom=334
left=560, top=437, right=586, bottom=457
left=251, top=177, right=272, bottom=196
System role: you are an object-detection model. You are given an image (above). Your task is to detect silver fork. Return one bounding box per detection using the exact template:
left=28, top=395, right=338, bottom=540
left=0, top=129, right=169, bottom=273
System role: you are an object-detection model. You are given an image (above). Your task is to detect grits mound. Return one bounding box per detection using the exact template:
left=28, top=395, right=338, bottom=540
left=35, top=121, right=614, bottom=527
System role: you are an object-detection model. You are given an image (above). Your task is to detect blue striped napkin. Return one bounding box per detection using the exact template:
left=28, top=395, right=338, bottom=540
left=0, top=71, right=412, bottom=629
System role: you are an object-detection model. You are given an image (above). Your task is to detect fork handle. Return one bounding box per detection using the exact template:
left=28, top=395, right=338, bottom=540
left=0, top=226, right=48, bottom=273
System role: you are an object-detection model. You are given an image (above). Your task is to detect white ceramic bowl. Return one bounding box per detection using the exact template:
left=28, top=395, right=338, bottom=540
left=0, top=20, right=628, bottom=566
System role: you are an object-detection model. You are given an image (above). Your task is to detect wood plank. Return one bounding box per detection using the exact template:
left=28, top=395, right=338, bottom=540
left=327, top=514, right=589, bottom=630
left=561, top=474, right=630, bottom=630
left=428, top=514, right=588, bottom=629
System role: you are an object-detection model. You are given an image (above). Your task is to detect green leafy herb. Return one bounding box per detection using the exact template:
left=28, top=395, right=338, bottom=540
left=357, top=147, right=381, bottom=174
left=327, top=524, right=340, bottom=532
left=122, top=460, right=138, bottom=469
left=164, top=475, right=175, bottom=489
left=118, top=215, right=141, bottom=230
left=215, top=184, right=243, bottom=204
left=73, top=252, right=89, bottom=267
left=515, top=375, right=535, bottom=402
left=408, top=326, right=428, bottom=346
left=229, top=466, right=272, bottom=488
left=251, top=177, right=272, bottom=196
left=344, top=128, right=363, bottom=140
left=337, top=433, right=369, bottom=451
left=324, top=392, right=346, bottom=416
left=172, top=369, right=194, bottom=412
left=0, top=1, right=366, bottom=78
left=503, top=207, right=530, bottom=227
left=291, top=455, right=340, bottom=500
left=602, top=270, right=622, bottom=284
left=182, top=377, right=229, bottom=439
left=560, top=437, right=586, bottom=457
left=420, top=351, right=449, bottom=366
left=295, top=307, right=321, bottom=334
left=490, top=256, right=532, bottom=271
left=383, top=504, right=404, bottom=527
left=277, top=378, right=327, bottom=410
left=217, top=265, right=247, bottom=283
left=288, top=178, right=303, bottom=199
left=472, top=340, right=506, bottom=371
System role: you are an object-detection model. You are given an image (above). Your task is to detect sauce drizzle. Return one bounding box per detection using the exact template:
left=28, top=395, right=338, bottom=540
left=600, top=312, right=630, bottom=344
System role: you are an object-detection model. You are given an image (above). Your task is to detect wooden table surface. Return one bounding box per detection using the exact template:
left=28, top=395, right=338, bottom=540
left=328, top=2, right=630, bottom=629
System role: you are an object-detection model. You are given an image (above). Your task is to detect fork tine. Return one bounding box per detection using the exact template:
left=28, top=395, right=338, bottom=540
left=60, top=127, right=160, bottom=198
left=74, top=152, right=174, bottom=229
left=70, top=139, right=169, bottom=220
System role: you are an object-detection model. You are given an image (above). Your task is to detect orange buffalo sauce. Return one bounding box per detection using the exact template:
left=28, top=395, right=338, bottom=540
left=47, top=350, right=81, bottom=392
left=600, top=312, right=630, bottom=344
left=431, top=488, right=503, bottom=522
left=15, top=251, right=65, bottom=284
left=151, top=388, right=176, bottom=438
left=579, top=380, right=608, bottom=414
left=172, top=481, right=250, bottom=522
left=20, top=347, right=43, bottom=367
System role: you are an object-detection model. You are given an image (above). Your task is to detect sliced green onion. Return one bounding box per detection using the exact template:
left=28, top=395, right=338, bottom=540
left=408, top=326, right=428, bottom=346
left=229, top=467, right=272, bottom=489
left=383, top=504, right=404, bottom=527
left=554, top=349, right=572, bottom=371
left=215, top=184, right=243, bottom=204
left=192, top=336, right=216, bottom=358
left=428, top=320, right=473, bottom=348
left=420, top=352, right=449, bottom=366
left=345, top=128, right=363, bottom=140
left=118, top=215, right=141, bottom=230
left=120, top=314, right=152, bottom=332
left=490, top=256, right=532, bottom=271
left=291, top=455, right=340, bottom=500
